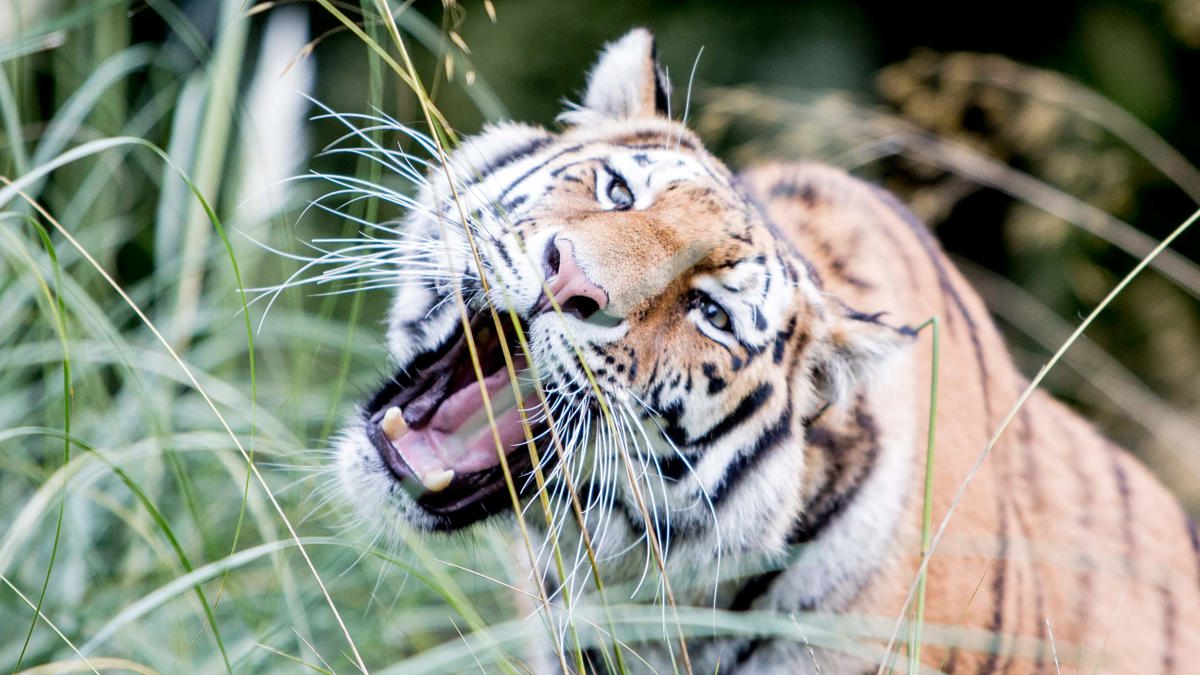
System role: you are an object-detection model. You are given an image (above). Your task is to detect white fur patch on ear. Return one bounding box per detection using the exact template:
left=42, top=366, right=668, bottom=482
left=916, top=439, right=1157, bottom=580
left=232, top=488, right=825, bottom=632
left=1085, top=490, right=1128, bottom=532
left=816, top=307, right=913, bottom=404
left=562, top=28, right=671, bottom=124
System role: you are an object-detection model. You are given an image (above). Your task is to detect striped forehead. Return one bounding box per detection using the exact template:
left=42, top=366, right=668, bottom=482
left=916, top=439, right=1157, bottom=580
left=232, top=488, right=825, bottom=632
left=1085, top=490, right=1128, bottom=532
left=454, top=138, right=720, bottom=213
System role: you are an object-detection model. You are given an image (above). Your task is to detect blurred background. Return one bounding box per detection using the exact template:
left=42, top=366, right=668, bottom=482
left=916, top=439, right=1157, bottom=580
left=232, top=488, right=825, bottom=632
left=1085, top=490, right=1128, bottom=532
left=2, top=0, right=1198, bottom=672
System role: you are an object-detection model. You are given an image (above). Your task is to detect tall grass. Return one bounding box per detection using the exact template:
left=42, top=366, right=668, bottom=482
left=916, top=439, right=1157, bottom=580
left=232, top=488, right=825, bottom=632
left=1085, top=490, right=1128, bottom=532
left=2, top=2, right=1197, bottom=674
left=0, top=2, right=519, bottom=672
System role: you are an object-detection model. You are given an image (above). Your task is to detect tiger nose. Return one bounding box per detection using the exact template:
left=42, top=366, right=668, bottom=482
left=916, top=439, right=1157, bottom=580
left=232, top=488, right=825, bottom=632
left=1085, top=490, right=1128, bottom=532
left=540, top=235, right=609, bottom=319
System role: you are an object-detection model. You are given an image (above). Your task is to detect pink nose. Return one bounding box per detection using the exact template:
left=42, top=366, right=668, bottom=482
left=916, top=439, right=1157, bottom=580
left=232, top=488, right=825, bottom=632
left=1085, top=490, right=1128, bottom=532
left=541, top=236, right=608, bottom=319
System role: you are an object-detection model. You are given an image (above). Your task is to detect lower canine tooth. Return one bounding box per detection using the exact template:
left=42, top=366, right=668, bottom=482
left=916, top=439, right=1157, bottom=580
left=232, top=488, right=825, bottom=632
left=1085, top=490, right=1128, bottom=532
left=381, top=406, right=407, bottom=440
left=421, top=469, right=455, bottom=493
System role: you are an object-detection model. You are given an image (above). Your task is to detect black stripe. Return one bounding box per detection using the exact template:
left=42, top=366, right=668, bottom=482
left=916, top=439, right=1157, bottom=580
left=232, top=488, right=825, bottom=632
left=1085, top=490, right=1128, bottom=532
left=772, top=317, right=797, bottom=365
left=688, top=383, right=774, bottom=447
left=492, top=238, right=513, bottom=268
left=732, top=638, right=768, bottom=669
left=708, top=400, right=793, bottom=506
left=943, top=648, right=959, bottom=673
left=500, top=193, right=527, bottom=213
left=477, top=135, right=553, bottom=178
left=768, top=177, right=819, bottom=205
left=980, top=473, right=1010, bottom=675
left=788, top=403, right=880, bottom=545
left=1188, top=516, right=1200, bottom=589
left=753, top=307, right=768, bottom=331
left=1109, top=447, right=1136, bottom=575
left=659, top=399, right=689, bottom=448
left=876, top=223, right=921, bottom=295
left=1013, top=508, right=1046, bottom=672
left=1006, top=410, right=1047, bottom=671
left=876, top=186, right=999, bottom=429
left=1161, top=586, right=1177, bottom=674
left=729, top=569, right=784, bottom=612
left=494, top=144, right=584, bottom=203
left=701, top=362, right=726, bottom=395
left=608, top=128, right=699, bottom=151
left=656, top=397, right=804, bottom=539
left=575, top=479, right=645, bottom=539
left=1016, top=405, right=1045, bottom=513
left=870, top=185, right=969, bottom=333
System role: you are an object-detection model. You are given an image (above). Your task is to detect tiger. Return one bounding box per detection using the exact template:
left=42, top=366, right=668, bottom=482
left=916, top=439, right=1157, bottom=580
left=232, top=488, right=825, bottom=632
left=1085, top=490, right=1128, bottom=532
left=332, top=28, right=1200, bottom=673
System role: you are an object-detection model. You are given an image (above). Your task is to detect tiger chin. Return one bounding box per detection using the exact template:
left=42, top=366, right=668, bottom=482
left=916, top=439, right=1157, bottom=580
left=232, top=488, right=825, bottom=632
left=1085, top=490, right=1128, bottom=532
left=332, top=28, right=1199, bottom=674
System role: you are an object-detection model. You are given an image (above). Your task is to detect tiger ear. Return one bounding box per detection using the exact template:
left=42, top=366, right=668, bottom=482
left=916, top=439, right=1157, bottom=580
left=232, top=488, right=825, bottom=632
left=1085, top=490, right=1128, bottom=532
left=568, top=28, right=671, bottom=122
left=814, top=305, right=914, bottom=404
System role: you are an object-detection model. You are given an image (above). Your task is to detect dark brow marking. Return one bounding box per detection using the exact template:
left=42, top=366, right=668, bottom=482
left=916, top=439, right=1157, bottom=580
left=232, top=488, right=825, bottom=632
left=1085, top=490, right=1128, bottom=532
left=731, top=332, right=770, bottom=369
left=699, top=256, right=755, bottom=273
left=460, top=134, right=554, bottom=190
left=493, top=143, right=585, bottom=202
left=549, top=159, right=590, bottom=179
left=483, top=134, right=553, bottom=171
left=607, top=128, right=699, bottom=151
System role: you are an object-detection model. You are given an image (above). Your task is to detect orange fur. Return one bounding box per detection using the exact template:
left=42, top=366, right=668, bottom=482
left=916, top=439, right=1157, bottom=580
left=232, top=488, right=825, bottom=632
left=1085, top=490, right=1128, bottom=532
left=743, top=162, right=1200, bottom=673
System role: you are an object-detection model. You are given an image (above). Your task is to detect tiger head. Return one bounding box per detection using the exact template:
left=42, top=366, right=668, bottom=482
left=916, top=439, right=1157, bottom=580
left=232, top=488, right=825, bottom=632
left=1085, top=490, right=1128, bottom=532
left=335, top=29, right=909, bottom=565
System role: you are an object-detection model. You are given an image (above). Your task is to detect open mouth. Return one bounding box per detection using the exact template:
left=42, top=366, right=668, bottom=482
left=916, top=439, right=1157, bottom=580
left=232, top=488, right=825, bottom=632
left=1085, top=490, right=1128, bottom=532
left=364, top=310, right=549, bottom=530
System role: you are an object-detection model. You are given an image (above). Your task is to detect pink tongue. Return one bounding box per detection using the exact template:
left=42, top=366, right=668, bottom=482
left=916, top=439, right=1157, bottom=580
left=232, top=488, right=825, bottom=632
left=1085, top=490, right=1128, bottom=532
left=391, top=364, right=538, bottom=479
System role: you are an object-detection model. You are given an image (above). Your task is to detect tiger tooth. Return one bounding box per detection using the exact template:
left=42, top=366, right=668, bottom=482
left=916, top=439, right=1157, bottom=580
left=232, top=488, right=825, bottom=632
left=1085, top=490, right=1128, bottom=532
left=381, top=406, right=408, bottom=440
left=421, top=469, right=455, bottom=493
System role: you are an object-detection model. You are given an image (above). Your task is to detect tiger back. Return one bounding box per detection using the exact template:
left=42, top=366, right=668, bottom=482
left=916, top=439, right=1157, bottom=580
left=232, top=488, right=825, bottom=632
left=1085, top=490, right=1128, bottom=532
left=736, top=161, right=1200, bottom=673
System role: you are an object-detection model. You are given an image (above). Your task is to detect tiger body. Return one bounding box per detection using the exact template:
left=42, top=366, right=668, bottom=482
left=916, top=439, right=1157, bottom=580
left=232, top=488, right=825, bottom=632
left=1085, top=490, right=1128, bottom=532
left=331, top=29, right=1200, bottom=673
left=719, top=163, right=1200, bottom=673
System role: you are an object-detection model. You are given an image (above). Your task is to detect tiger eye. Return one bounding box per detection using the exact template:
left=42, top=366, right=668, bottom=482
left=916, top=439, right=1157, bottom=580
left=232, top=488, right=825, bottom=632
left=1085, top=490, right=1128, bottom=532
left=702, top=299, right=731, bottom=331
left=607, top=176, right=634, bottom=210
